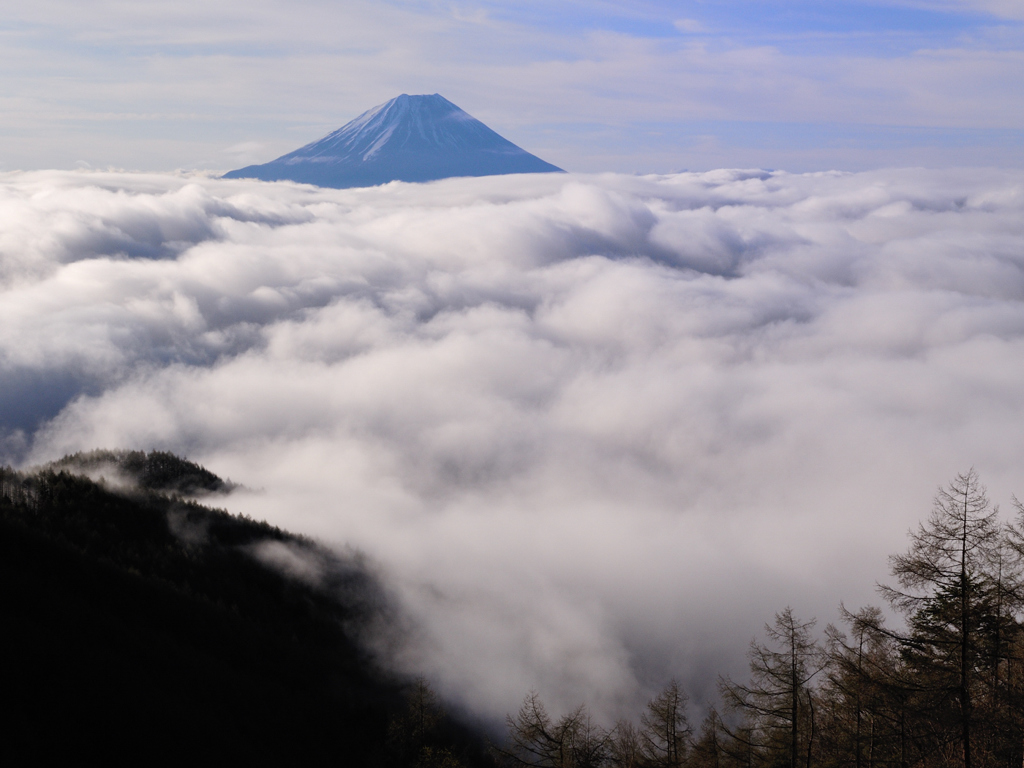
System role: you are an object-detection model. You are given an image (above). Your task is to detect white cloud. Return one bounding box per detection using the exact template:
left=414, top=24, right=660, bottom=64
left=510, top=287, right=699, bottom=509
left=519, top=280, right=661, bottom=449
left=4, top=167, right=1024, bottom=722
left=673, top=18, right=705, bottom=33
left=909, top=0, right=1024, bottom=20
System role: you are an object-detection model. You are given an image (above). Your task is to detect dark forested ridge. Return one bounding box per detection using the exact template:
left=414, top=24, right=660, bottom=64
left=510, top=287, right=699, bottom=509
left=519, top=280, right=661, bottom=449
left=498, top=470, right=1024, bottom=768
left=0, top=451, right=492, bottom=766
left=47, top=448, right=235, bottom=495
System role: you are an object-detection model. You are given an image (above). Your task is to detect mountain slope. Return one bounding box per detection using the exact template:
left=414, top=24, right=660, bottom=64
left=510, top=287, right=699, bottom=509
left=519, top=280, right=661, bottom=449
left=223, top=94, right=564, bottom=188
left=0, top=453, right=493, bottom=766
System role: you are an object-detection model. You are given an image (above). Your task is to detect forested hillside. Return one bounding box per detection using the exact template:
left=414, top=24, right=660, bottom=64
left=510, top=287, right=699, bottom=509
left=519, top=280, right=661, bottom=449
left=498, top=470, right=1024, bottom=768
left=5, top=454, right=1021, bottom=768
left=0, top=452, right=492, bottom=766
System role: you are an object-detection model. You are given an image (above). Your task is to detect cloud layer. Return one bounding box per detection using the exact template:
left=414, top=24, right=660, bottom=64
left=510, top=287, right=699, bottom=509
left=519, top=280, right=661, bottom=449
left=4, top=167, right=1024, bottom=722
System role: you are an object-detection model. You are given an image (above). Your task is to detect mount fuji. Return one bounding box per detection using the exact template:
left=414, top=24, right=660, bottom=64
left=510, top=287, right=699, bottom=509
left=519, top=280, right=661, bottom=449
left=223, top=94, right=564, bottom=188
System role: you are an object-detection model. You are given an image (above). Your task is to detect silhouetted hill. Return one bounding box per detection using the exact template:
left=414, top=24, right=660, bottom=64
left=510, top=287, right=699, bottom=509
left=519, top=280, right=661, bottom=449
left=47, top=448, right=234, bottom=495
left=0, top=454, right=493, bottom=766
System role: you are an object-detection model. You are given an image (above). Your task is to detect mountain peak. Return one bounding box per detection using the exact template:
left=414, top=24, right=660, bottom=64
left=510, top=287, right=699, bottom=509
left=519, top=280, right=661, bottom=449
left=224, top=94, right=564, bottom=188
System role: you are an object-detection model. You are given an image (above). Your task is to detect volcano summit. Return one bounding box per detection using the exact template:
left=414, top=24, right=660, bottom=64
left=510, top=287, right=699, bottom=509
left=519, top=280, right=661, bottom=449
left=223, top=94, right=564, bottom=188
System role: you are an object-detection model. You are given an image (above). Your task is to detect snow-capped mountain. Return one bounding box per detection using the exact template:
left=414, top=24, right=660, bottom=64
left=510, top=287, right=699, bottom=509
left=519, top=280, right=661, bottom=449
left=223, top=94, right=564, bottom=188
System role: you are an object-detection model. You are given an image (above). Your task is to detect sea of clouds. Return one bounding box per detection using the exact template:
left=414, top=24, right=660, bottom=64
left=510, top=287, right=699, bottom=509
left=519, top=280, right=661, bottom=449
left=3, top=167, right=1024, bottom=723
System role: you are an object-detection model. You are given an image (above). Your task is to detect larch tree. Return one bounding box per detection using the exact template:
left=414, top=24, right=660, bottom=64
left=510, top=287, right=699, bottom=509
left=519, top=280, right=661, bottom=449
left=501, top=693, right=611, bottom=768
left=720, top=608, right=825, bottom=768
left=823, top=607, right=907, bottom=768
left=878, top=469, right=1001, bottom=768
left=689, top=708, right=724, bottom=768
left=608, top=719, right=642, bottom=768
left=639, top=680, right=691, bottom=768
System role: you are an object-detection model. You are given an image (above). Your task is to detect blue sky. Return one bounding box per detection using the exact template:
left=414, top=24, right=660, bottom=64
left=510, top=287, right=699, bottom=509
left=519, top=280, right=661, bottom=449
left=485, top=0, right=1007, bottom=50
left=1, top=0, right=1021, bottom=172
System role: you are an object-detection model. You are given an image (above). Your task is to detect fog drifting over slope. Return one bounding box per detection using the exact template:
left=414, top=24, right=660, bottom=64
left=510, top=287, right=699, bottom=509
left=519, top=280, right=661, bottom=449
left=4, top=168, right=1024, bottom=722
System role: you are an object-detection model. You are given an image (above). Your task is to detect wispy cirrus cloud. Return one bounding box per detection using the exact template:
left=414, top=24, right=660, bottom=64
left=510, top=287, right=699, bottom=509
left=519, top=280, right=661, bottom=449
left=0, top=1, right=1021, bottom=173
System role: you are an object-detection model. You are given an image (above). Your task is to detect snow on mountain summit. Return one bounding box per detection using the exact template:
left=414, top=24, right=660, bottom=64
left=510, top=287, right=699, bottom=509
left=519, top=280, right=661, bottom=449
left=223, top=94, right=564, bottom=188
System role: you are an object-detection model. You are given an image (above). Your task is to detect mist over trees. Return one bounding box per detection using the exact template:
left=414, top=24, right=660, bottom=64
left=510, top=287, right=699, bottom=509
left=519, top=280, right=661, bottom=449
left=500, top=470, right=1024, bottom=768
left=0, top=452, right=493, bottom=766
left=6, top=449, right=1023, bottom=767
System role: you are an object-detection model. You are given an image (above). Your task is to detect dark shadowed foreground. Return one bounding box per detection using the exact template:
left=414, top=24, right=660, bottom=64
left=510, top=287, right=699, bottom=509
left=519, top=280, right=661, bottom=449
left=5, top=453, right=1024, bottom=768
left=0, top=452, right=493, bottom=766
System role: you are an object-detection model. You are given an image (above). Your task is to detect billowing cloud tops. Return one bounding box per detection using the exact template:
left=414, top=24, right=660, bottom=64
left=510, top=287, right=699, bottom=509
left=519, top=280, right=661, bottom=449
left=5, top=167, right=1024, bottom=723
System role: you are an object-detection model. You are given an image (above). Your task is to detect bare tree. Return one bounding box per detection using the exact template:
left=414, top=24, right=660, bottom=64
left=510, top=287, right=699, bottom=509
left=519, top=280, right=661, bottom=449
left=689, top=708, right=724, bottom=768
left=501, top=693, right=611, bottom=768
left=639, top=680, right=691, bottom=768
left=824, top=607, right=909, bottom=768
left=386, top=678, right=467, bottom=768
left=720, top=608, right=825, bottom=768
left=608, top=719, right=643, bottom=768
